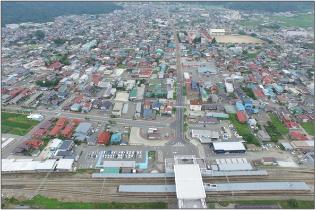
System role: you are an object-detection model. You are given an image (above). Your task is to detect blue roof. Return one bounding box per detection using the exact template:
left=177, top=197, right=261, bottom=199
left=143, top=109, right=153, bottom=118
left=235, top=101, right=245, bottom=111
left=110, top=133, right=121, bottom=143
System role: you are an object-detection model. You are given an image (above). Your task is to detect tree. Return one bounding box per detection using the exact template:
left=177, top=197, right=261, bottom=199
left=211, top=37, right=217, bottom=44
left=53, top=38, right=66, bottom=46
left=34, top=30, right=45, bottom=40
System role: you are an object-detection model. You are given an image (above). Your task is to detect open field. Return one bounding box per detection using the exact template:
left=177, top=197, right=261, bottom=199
left=208, top=199, right=314, bottom=209
left=268, top=113, right=289, bottom=135
left=1, top=112, right=39, bottom=136
left=214, top=35, right=265, bottom=44
left=271, top=14, right=314, bottom=28
left=229, top=114, right=260, bottom=146
left=2, top=195, right=167, bottom=209
left=301, top=121, right=315, bottom=136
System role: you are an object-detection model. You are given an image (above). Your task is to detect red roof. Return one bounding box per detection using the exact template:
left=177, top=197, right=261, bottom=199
left=97, top=131, right=111, bottom=144
left=24, top=139, right=43, bottom=149
left=72, top=119, right=81, bottom=124
left=236, top=111, right=247, bottom=123
left=73, top=95, right=83, bottom=103
left=61, top=125, right=75, bottom=138
left=48, top=61, right=62, bottom=70
left=262, top=75, right=273, bottom=84
left=92, top=74, right=102, bottom=85
left=290, top=131, right=309, bottom=141
left=284, top=121, right=299, bottom=128
left=253, top=88, right=265, bottom=98
left=49, top=126, right=62, bottom=136
left=56, top=117, right=67, bottom=126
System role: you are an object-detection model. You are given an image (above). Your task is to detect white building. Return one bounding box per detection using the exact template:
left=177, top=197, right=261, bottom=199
left=174, top=164, right=207, bottom=208
left=225, top=82, right=234, bottom=93
left=112, top=102, right=123, bottom=117
left=27, top=114, right=44, bottom=121
left=191, top=130, right=219, bottom=143
left=209, top=29, right=226, bottom=36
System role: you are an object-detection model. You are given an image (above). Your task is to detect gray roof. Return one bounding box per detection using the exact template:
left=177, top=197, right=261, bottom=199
left=75, top=122, right=92, bottom=134
left=205, top=182, right=310, bottom=192
left=58, top=140, right=74, bottom=151
left=118, top=182, right=310, bottom=193
left=119, top=185, right=176, bottom=193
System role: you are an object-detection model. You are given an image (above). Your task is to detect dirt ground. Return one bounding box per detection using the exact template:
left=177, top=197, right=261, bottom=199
left=214, top=35, right=265, bottom=44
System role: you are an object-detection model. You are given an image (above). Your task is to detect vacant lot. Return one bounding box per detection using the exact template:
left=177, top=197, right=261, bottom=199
left=214, top=35, right=265, bottom=44
left=1, top=112, right=39, bottom=136
left=2, top=195, right=167, bottom=209
left=301, top=121, right=315, bottom=136
left=268, top=113, right=289, bottom=135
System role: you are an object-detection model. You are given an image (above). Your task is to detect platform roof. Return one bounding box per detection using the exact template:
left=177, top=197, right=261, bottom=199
left=174, top=164, right=206, bottom=200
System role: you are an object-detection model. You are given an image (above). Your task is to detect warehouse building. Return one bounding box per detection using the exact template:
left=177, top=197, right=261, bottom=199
left=2, top=159, right=57, bottom=173
left=73, top=122, right=92, bottom=141
left=212, top=142, right=246, bottom=154
left=55, top=159, right=74, bottom=172
left=191, top=130, right=219, bottom=143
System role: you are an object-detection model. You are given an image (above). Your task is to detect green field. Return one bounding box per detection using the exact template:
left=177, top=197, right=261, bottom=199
left=208, top=199, right=314, bottom=209
left=1, top=112, right=39, bottom=136
left=229, top=114, right=260, bottom=146
left=264, top=121, right=282, bottom=142
left=268, top=113, right=289, bottom=135
left=271, top=14, right=314, bottom=28
left=301, top=121, right=315, bottom=136
left=3, top=195, right=167, bottom=209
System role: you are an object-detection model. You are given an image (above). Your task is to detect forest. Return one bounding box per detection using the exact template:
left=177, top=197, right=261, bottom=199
left=2, top=2, right=123, bottom=25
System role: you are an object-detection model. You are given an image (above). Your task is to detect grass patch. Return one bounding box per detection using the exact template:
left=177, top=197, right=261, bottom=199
left=208, top=199, right=314, bottom=209
left=301, top=121, right=315, bottom=136
left=1, top=112, right=39, bottom=136
left=229, top=114, right=260, bottom=146
left=3, top=195, right=167, bottom=209
left=271, top=14, right=314, bottom=28
left=148, top=151, right=156, bottom=160
left=264, top=121, right=282, bottom=142
left=76, top=169, right=99, bottom=174
left=242, top=87, right=256, bottom=99
left=268, top=113, right=288, bottom=135
left=182, top=85, right=186, bottom=96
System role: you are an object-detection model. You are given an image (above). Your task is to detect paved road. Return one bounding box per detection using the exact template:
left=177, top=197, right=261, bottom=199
left=173, top=20, right=185, bottom=144
left=3, top=106, right=172, bottom=129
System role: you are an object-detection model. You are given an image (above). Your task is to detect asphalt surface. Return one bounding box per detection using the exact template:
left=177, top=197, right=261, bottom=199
left=173, top=20, right=185, bottom=144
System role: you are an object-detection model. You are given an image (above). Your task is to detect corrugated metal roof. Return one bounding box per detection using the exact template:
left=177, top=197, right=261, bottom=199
left=205, top=182, right=310, bottom=192
left=119, top=185, right=176, bottom=193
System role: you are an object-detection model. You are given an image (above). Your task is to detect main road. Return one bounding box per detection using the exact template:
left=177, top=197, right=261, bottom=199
left=173, top=19, right=185, bottom=144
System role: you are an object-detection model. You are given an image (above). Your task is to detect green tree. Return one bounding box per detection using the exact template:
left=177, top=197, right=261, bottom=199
left=34, top=30, right=45, bottom=40
left=211, top=37, right=217, bottom=44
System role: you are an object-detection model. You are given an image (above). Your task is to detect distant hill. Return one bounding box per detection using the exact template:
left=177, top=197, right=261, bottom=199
left=224, top=2, right=314, bottom=13
left=2, top=2, right=123, bottom=25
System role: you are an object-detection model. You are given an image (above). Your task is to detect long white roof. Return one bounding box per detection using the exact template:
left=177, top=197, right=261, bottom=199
left=174, top=164, right=206, bottom=200
left=2, top=159, right=57, bottom=172
left=213, top=142, right=245, bottom=151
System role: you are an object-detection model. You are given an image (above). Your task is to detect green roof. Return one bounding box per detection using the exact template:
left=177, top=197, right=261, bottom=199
left=129, top=87, right=137, bottom=98
left=102, top=167, right=120, bottom=173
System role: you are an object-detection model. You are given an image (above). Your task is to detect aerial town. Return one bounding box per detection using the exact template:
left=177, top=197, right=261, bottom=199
left=1, top=2, right=315, bottom=209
